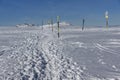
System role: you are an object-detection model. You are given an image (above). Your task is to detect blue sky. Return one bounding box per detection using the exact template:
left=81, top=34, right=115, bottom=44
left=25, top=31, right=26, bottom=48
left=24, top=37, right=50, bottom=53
left=0, top=0, right=120, bottom=26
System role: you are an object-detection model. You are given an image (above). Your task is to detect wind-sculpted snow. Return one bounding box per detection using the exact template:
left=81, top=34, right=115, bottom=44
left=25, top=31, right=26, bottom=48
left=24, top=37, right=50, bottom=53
left=0, top=27, right=101, bottom=80
left=60, top=27, right=120, bottom=80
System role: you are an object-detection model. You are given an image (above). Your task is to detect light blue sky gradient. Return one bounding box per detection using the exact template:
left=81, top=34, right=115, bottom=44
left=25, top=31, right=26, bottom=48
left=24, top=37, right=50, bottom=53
left=0, top=0, right=120, bottom=26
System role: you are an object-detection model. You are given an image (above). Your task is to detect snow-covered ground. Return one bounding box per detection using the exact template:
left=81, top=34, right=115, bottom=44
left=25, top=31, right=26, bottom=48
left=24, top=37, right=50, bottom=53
left=60, top=26, right=120, bottom=80
left=0, top=26, right=120, bottom=80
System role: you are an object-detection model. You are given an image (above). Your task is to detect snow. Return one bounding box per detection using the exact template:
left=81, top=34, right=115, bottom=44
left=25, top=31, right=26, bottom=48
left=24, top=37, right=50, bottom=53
left=41, top=22, right=71, bottom=28
left=60, top=26, right=120, bottom=79
left=0, top=26, right=120, bottom=80
left=16, top=23, right=36, bottom=28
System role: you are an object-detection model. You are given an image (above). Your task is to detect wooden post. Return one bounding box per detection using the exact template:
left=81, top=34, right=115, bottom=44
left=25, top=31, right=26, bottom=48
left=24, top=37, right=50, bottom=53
left=82, top=19, right=85, bottom=30
left=48, top=20, right=50, bottom=28
left=106, top=18, right=108, bottom=28
left=51, top=19, right=53, bottom=32
left=105, top=11, right=109, bottom=28
left=57, top=16, right=60, bottom=38
left=42, top=20, right=43, bottom=30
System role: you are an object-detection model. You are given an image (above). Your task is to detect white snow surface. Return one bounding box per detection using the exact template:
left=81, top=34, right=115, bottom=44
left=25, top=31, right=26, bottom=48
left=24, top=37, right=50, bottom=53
left=41, top=22, right=71, bottom=28
left=0, top=26, right=120, bottom=80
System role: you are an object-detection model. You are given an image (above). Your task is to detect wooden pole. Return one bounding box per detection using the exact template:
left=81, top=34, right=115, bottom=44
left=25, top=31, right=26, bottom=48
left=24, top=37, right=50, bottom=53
left=82, top=19, right=85, bottom=30
left=105, top=11, right=109, bottom=28
left=51, top=19, right=53, bottom=32
left=57, top=16, right=60, bottom=38
left=106, top=18, right=108, bottom=28
left=42, top=20, right=43, bottom=30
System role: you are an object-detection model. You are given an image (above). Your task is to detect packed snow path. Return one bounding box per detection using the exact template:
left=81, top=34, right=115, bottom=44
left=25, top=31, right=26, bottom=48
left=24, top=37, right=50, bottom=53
left=0, top=27, right=99, bottom=80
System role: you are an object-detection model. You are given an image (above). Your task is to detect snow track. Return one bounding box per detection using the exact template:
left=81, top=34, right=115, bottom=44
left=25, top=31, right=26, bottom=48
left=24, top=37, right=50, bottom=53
left=0, top=27, right=100, bottom=80
left=94, top=43, right=120, bottom=56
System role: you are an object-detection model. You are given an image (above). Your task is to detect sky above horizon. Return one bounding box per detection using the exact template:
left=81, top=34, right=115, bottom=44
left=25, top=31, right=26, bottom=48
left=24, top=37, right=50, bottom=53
left=0, top=0, right=120, bottom=26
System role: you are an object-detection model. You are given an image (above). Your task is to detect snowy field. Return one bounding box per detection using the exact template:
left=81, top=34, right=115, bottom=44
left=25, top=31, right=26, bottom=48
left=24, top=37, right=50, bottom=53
left=0, top=26, right=120, bottom=80
left=60, top=26, right=120, bottom=80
